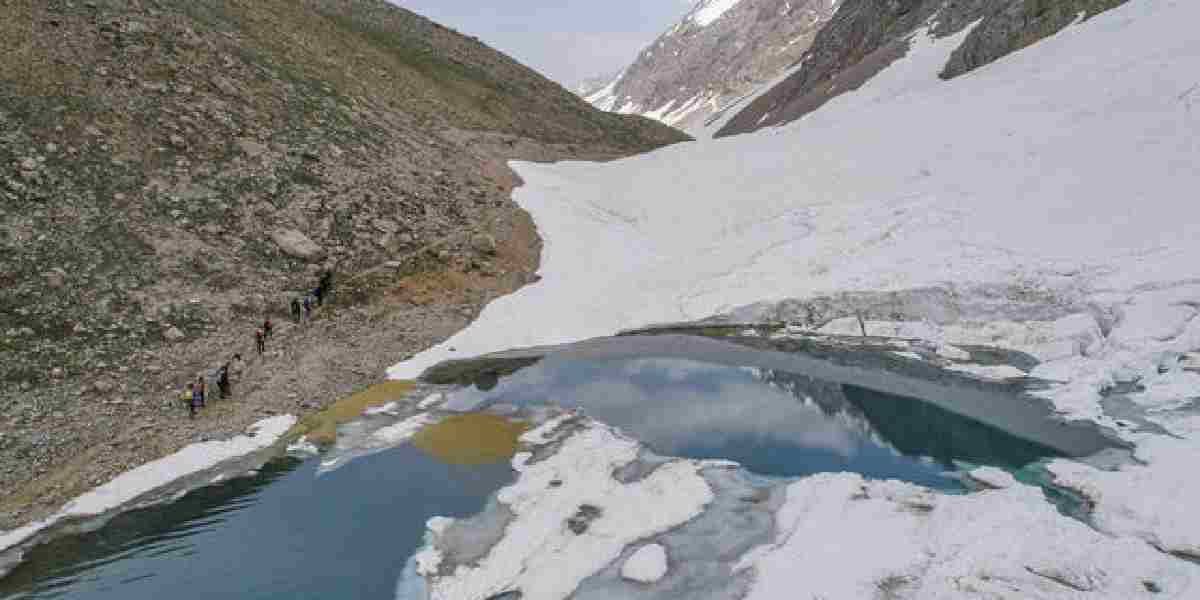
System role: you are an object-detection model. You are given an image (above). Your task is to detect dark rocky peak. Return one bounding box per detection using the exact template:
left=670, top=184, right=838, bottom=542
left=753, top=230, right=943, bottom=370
left=717, top=0, right=1131, bottom=137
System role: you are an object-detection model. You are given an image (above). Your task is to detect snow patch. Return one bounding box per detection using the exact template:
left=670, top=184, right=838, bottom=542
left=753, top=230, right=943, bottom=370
left=690, top=0, right=745, bottom=27
left=968, top=466, right=1018, bottom=489
left=621, top=543, right=670, bottom=583
left=0, top=415, right=296, bottom=557
left=741, top=473, right=1199, bottom=598
left=421, top=423, right=713, bottom=600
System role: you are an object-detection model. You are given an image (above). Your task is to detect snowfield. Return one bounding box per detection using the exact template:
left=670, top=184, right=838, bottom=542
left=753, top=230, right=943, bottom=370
left=389, top=0, right=1200, bottom=597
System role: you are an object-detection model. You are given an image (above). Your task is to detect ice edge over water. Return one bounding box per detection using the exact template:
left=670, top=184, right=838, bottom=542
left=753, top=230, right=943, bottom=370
left=0, top=415, right=296, bottom=568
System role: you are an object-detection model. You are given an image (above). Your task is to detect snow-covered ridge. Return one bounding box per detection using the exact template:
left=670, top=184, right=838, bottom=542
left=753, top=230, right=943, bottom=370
left=688, top=0, right=745, bottom=27
left=0, top=415, right=296, bottom=571
left=581, top=0, right=840, bottom=133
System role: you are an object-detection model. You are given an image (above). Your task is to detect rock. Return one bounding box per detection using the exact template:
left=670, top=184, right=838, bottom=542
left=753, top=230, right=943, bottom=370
left=93, top=378, right=116, bottom=393
left=50, top=367, right=65, bottom=379
left=44, top=268, right=67, bottom=289
left=168, top=134, right=187, bottom=149
left=164, top=326, right=186, bottom=342
left=271, top=228, right=327, bottom=261
left=210, top=75, right=239, bottom=97
left=373, top=218, right=399, bottom=233
left=471, top=233, right=497, bottom=255
left=236, top=137, right=268, bottom=158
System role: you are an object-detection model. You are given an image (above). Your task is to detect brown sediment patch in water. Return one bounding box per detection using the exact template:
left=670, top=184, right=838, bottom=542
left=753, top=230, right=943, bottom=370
left=411, top=414, right=527, bottom=466
left=289, top=381, right=416, bottom=445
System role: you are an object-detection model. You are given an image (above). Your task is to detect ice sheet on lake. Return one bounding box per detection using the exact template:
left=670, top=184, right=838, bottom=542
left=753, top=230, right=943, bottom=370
left=740, top=473, right=1199, bottom=598
left=416, top=421, right=713, bottom=600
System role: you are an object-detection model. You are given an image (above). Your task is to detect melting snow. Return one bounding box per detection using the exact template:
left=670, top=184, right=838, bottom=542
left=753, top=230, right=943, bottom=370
left=0, top=415, right=296, bottom=559
left=621, top=543, right=670, bottom=583
left=388, top=0, right=1200, bottom=596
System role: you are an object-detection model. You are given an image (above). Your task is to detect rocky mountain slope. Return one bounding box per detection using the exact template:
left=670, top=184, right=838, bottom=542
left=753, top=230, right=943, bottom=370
left=0, top=0, right=686, bottom=530
left=583, top=0, right=842, bottom=132
left=717, top=0, right=1131, bottom=136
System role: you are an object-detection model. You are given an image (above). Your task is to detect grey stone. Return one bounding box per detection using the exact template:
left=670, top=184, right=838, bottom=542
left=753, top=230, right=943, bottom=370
left=44, top=268, right=67, bottom=289
left=271, top=228, right=327, bottom=261
left=164, top=326, right=186, bottom=342
left=471, top=233, right=497, bottom=255
left=236, top=137, right=268, bottom=158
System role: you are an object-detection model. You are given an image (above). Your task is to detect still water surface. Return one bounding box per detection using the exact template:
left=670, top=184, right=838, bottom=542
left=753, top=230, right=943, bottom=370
left=2, top=353, right=1086, bottom=599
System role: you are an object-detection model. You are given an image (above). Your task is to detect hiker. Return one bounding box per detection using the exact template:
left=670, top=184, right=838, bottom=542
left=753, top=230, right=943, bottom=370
left=320, top=269, right=334, bottom=297
left=196, top=375, right=206, bottom=408
left=313, top=285, right=324, bottom=307
left=255, top=328, right=266, bottom=355
left=290, top=297, right=302, bottom=323
left=302, top=295, right=313, bottom=321
left=263, top=317, right=274, bottom=340
left=182, top=383, right=197, bottom=418
left=217, top=363, right=231, bottom=399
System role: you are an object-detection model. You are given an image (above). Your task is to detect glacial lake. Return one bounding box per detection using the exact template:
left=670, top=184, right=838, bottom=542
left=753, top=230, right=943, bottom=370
left=0, top=336, right=1117, bottom=599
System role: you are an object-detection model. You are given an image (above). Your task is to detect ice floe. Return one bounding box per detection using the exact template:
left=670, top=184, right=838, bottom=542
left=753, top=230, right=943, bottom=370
left=419, top=421, right=713, bottom=600
left=621, top=543, right=669, bottom=583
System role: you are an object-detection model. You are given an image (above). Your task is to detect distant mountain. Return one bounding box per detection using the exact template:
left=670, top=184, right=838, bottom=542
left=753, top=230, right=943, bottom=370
left=582, top=0, right=842, bottom=133
left=572, top=71, right=621, bottom=99
left=717, top=0, right=1132, bottom=137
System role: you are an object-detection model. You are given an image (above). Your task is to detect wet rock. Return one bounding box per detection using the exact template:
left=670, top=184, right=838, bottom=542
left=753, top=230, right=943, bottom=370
left=566, top=504, right=603, bottom=535
left=271, top=228, right=326, bottom=261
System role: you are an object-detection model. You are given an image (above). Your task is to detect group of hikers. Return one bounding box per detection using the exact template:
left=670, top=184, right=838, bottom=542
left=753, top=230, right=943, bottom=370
left=179, top=270, right=336, bottom=418
left=180, top=355, right=240, bottom=418
left=288, top=270, right=335, bottom=325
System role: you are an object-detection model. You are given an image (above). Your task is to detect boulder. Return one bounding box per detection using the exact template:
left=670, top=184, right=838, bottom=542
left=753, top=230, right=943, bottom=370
left=271, top=228, right=326, bottom=261
left=471, top=233, right=497, bottom=255
left=164, top=326, right=186, bottom=342
left=236, top=137, right=268, bottom=158
left=44, top=268, right=67, bottom=289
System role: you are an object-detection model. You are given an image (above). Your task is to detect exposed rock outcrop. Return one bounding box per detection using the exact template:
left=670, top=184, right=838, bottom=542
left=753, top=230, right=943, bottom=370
left=717, top=0, right=1131, bottom=136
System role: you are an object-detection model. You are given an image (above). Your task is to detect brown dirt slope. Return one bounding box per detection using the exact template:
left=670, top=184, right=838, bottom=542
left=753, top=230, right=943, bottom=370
left=0, top=0, right=688, bottom=531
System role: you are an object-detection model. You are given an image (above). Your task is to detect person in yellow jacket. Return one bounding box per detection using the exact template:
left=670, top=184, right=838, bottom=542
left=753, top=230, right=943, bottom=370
left=181, top=383, right=197, bottom=418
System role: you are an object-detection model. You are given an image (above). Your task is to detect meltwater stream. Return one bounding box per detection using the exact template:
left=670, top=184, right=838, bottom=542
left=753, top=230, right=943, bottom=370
left=1, top=336, right=1117, bottom=599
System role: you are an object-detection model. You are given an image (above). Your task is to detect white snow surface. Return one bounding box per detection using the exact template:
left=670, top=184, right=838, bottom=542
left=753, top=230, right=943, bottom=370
left=389, top=0, right=1200, bottom=594
left=422, top=423, right=713, bottom=600
left=740, top=473, right=1199, bottom=598
left=968, top=466, right=1018, bottom=489
left=689, top=0, right=744, bottom=27
left=0, top=415, right=296, bottom=555
left=1049, top=435, right=1200, bottom=559
left=621, top=543, right=670, bottom=583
